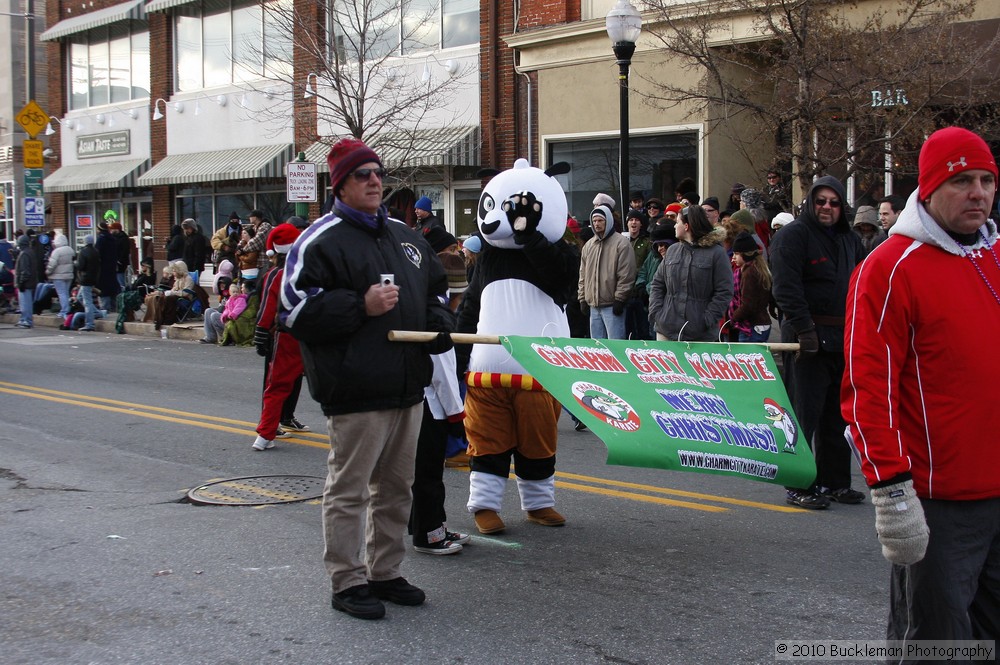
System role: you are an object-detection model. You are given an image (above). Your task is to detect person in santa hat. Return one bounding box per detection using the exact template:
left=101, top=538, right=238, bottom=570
left=251, top=222, right=307, bottom=451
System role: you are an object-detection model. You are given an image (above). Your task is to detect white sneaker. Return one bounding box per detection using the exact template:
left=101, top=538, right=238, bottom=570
left=252, top=435, right=274, bottom=451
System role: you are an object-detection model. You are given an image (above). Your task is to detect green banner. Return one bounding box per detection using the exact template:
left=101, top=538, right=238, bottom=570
left=501, top=336, right=816, bottom=489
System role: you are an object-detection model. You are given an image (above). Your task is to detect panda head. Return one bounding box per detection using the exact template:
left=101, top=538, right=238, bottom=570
left=476, top=159, right=571, bottom=249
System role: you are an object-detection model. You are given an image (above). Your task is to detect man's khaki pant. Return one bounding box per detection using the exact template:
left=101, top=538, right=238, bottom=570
left=322, top=404, right=422, bottom=594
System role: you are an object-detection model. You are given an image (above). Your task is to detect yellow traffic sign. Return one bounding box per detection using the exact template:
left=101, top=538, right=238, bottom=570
left=16, top=100, right=49, bottom=139
left=23, top=140, right=44, bottom=168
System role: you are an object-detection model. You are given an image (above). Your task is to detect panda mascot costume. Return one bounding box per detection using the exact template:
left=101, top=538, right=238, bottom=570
left=456, top=158, right=574, bottom=535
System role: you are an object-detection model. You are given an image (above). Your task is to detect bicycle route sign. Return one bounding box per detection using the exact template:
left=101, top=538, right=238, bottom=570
left=16, top=100, right=48, bottom=139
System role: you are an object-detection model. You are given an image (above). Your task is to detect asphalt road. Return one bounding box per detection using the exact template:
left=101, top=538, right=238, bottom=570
left=0, top=326, right=890, bottom=665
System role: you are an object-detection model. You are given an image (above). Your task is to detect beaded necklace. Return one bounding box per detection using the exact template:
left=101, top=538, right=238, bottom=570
left=953, top=230, right=1000, bottom=307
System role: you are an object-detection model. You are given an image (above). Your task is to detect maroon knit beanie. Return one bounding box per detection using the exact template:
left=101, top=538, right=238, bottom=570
left=918, top=127, right=997, bottom=199
left=326, top=138, right=382, bottom=194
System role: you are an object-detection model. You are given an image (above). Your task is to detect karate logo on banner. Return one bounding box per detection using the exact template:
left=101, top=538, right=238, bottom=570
left=501, top=337, right=816, bottom=489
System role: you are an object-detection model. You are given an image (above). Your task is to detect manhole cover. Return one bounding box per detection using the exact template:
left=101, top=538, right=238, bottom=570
left=187, top=475, right=325, bottom=506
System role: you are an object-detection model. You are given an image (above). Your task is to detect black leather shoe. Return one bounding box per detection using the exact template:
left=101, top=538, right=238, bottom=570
left=331, top=584, right=385, bottom=620
left=368, top=577, right=425, bottom=606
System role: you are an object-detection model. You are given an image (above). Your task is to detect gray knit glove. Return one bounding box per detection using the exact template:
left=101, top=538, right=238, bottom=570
left=870, top=480, right=929, bottom=565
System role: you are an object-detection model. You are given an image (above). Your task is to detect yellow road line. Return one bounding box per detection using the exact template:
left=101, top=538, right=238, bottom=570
left=2, top=381, right=800, bottom=514
left=0, top=380, right=329, bottom=440
left=556, top=471, right=803, bottom=513
left=0, top=385, right=328, bottom=449
left=555, top=480, right=728, bottom=512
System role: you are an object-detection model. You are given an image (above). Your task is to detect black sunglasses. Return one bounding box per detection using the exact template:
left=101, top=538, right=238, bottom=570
left=814, top=197, right=842, bottom=208
left=351, top=167, right=386, bottom=182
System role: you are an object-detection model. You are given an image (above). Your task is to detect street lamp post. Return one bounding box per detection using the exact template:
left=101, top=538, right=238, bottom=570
left=606, top=0, right=642, bottom=212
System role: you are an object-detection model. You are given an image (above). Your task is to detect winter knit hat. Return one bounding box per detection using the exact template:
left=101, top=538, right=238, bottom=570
left=626, top=209, right=645, bottom=222
left=732, top=231, right=759, bottom=255
left=702, top=197, right=720, bottom=211
left=566, top=218, right=581, bottom=235
left=730, top=209, right=755, bottom=230
left=740, top=188, right=763, bottom=209
left=266, top=223, right=303, bottom=256
left=229, top=211, right=241, bottom=221
left=650, top=221, right=677, bottom=245
left=665, top=202, right=683, bottom=215
left=439, top=252, right=468, bottom=294
left=918, top=126, right=998, bottom=199
left=852, top=205, right=879, bottom=229
left=84, top=235, right=95, bottom=245
left=415, top=196, right=433, bottom=212
left=593, top=193, right=616, bottom=209
left=424, top=226, right=458, bottom=253
left=591, top=205, right=613, bottom=224
left=217, top=259, right=234, bottom=277
left=326, top=138, right=382, bottom=194
left=462, top=235, right=482, bottom=253
left=682, top=191, right=701, bottom=206
left=771, top=212, right=794, bottom=229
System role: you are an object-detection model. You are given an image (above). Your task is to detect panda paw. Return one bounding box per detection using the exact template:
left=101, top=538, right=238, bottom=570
left=502, top=191, right=543, bottom=243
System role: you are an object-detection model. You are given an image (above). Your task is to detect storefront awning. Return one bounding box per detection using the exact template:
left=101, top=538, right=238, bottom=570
left=144, top=0, right=196, bottom=12
left=137, top=144, right=294, bottom=186
left=44, top=158, right=150, bottom=193
left=304, top=126, right=481, bottom=173
left=41, top=0, right=146, bottom=41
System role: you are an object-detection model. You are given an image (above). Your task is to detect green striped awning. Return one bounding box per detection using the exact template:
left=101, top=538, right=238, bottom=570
left=137, top=144, right=294, bottom=186
left=41, top=0, right=146, bottom=41
left=44, top=158, right=150, bottom=193
left=304, top=125, right=480, bottom=173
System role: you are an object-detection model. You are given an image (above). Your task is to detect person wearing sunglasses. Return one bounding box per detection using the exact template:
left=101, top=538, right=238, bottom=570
left=769, top=175, right=865, bottom=510
left=281, top=137, right=455, bottom=620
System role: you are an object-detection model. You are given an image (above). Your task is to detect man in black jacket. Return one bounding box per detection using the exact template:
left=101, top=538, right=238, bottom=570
left=75, top=235, right=102, bottom=331
left=769, top=175, right=865, bottom=509
left=281, top=138, right=454, bottom=621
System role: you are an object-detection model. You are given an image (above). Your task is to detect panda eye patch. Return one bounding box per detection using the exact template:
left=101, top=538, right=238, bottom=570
left=479, top=193, right=495, bottom=220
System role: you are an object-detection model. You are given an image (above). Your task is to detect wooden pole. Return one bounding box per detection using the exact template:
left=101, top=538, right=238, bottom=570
left=387, top=330, right=800, bottom=352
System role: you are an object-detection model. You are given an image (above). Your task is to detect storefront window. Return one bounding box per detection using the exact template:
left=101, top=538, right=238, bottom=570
left=175, top=185, right=294, bottom=236
left=548, top=132, right=699, bottom=220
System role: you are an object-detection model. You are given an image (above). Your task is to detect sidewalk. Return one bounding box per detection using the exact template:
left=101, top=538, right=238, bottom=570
left=0, top=311, right=205, bottom=341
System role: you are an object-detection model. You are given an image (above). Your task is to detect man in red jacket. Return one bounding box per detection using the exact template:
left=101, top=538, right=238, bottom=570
left=843, top=126, right=999, bottom=647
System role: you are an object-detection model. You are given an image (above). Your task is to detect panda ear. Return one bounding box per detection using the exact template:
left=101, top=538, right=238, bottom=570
left=544, top=162, right=571, bottom=177
left=476, top=168, right=501, bottom=178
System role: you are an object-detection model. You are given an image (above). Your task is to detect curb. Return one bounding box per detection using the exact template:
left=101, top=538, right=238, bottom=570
left=1, top=312, right=206, bottom=341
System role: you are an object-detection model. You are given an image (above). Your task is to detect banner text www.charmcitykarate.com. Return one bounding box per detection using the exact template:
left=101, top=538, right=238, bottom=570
left=774, top=640, right=995, bottom=661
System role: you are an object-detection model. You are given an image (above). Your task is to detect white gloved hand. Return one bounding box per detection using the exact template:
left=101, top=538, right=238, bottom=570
left=870, top=480, right=929, bottom=565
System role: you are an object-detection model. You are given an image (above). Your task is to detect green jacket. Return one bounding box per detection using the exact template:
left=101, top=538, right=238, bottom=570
left=220, top=293, right=259, bottom=346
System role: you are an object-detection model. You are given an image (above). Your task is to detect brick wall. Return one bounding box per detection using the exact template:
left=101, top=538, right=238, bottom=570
left=45, top=0, right=66, bottom=235
left=481, top=0, right=579, bottom=171
left=148, top=12, right=174, bottom=259
left=518, top=0, right=580, bottom=30
left=293, top=0, right=324, bottom=221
